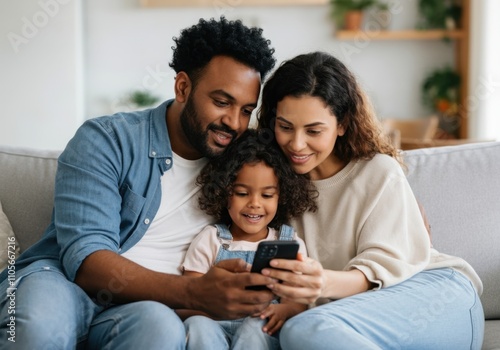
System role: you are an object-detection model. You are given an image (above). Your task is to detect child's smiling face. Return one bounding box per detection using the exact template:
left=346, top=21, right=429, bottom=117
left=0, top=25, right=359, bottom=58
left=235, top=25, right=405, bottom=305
left=228, top=161, right=279, bottom=241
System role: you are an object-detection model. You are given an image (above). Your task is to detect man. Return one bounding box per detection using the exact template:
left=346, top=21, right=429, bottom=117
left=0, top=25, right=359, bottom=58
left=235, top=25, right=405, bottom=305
left=0, top=17, right=276, bottom=349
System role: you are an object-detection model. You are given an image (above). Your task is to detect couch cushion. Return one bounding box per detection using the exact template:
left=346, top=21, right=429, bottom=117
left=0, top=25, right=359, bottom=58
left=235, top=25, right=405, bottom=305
left=404, top=142, right=500, bottom=320
left=483, top=320, right=500, bottom=350
left=0, top=145, right=60, bottom=252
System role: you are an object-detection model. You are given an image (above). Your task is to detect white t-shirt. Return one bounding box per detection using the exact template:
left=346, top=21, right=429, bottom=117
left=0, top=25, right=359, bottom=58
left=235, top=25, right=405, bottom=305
left=122, top=152, right=213, bottom=274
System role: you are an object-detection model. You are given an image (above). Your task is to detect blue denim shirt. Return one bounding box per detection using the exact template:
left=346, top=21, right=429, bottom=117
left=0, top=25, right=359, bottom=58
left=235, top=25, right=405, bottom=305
left=0, top=100, right=174, bottom=291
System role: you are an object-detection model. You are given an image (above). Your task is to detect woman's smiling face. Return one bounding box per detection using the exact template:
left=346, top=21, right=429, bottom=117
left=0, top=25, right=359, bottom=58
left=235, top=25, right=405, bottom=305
left=275, top=95, right=346, bottom=180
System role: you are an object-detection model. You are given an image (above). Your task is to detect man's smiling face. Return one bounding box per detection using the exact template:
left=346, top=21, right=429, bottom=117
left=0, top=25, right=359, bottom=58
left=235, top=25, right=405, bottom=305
left=180, top=55, right=261, bottom=159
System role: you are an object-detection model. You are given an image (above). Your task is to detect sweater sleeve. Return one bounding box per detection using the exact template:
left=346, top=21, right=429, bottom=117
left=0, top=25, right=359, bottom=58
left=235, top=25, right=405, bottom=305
left=295, top=234, right=308, bottom=258
left=346, top=173, right=431, bottom=289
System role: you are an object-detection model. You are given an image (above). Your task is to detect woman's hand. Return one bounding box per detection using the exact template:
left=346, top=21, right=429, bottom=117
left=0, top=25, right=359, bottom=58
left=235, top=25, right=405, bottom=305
left=261, top=253, right=325, bottom=304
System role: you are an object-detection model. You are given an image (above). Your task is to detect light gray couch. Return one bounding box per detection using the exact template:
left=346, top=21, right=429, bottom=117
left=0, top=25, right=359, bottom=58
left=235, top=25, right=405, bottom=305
left=1, top=142, right=499, bottom=349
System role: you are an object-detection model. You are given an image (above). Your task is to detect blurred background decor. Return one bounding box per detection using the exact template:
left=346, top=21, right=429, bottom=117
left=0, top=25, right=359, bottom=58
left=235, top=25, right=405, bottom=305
left=373, top=2, right=391, bottom=30
left=422, top=67, right=461, bottom=138
left=113, top=90, right=161, bottom=113
left=127, top=90, right=160, bottom=109
left=330, top=0, right=377, bottom=30
left=417, top=0, right=462, bottom=30
left=1, top=0, right=498, bottom=150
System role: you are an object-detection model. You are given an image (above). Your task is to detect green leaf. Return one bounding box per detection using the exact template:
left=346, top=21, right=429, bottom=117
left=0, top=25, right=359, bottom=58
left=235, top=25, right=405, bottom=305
left=128, top=90, right=160, bottom=107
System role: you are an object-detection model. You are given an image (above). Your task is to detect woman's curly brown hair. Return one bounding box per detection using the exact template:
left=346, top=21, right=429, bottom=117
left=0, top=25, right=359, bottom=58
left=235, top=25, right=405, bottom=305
left=257, top=51, right=401, bottom=164
left=197, top=129, right=317, bottom=229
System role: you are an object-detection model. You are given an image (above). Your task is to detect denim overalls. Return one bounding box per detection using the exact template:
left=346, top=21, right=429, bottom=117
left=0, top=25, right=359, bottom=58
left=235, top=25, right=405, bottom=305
left=184, top=223, right=295, bottom=350
left=213, top=223, right=295, bottom=265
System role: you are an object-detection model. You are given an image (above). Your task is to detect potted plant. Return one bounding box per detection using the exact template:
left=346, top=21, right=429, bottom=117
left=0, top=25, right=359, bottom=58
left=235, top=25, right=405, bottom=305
left=330, top=0, right=377, bottom=31
left=112, top=90, right=161, bottom=113
left=421, top=66, right=461, bottom=137
left=417, top=0, right=462, bottom=30
left=128, top=90, right=160, bottom=108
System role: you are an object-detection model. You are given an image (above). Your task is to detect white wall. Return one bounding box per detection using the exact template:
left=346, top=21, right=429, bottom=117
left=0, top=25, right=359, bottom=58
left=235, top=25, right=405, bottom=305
left=0, top=0, right=84, bottom=150
left=1, top=0, right=471, bottom=149
left=85, top=0, right=454, bottom=122
left=468, top=0, right=500, bottom=140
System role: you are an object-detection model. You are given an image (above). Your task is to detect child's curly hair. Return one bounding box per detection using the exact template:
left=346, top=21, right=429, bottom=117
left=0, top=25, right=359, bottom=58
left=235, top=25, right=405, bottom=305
left=170, top=17, right=275, bottom=86
left=197, top=129, right=317, bottom=229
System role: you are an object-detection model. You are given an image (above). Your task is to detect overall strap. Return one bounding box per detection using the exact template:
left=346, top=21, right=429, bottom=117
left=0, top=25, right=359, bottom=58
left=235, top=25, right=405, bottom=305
left=214, top=223, right=233, bottom=248
left=278, top=224, right=295, bottom=241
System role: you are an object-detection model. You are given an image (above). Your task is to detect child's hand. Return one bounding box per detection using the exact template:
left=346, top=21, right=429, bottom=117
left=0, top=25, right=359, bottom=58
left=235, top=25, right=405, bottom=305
left=258, top=300, right=306, bottom=335
left=259, top=304, right=287, bottom=335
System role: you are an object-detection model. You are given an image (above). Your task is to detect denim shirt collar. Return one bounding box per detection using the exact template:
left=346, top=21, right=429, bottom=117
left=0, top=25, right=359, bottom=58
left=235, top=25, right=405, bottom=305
left=149, top=99, right=174, bottom=158
left=149, top=99, right=174, bottom=161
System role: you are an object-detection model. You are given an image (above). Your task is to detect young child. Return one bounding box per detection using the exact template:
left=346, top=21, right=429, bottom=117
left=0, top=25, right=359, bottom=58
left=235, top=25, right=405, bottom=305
left=180, top=129, right=317, bottom=350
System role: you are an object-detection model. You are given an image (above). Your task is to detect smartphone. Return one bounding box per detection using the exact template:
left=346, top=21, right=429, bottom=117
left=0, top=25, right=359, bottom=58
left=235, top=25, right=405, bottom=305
left=247, top=240, right=299, bottom=290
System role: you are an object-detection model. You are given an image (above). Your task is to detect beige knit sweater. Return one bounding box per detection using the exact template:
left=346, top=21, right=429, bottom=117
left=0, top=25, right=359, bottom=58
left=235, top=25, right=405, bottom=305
left=291, top=154, right=482, bottom=295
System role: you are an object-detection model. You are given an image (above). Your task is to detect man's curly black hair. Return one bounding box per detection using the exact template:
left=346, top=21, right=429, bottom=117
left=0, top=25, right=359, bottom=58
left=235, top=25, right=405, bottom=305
left=197, top=129, right=317, bottom=230
left=170, top=17, right=275, bottom=85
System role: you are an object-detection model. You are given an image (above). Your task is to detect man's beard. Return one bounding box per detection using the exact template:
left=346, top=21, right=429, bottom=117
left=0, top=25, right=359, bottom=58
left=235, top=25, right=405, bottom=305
left=180, top=96, right=237, bottom=159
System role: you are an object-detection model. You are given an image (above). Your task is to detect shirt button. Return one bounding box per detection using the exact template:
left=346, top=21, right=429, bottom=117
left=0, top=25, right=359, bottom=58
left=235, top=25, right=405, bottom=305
left=144, top=218, right=150, bottom=225
left=151, top=151, right=156, bottom=156
left=165, top=159, right=171, bottom=165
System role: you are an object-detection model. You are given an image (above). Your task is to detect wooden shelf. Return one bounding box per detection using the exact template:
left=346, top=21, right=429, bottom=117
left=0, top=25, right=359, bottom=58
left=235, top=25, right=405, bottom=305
left=336, top=29, right=464, bottom=40
left=400, top=138, right=494, bottom=151
left=141, top=0, right=328, bottom=7
left=336, top=0, right=470, bottom=139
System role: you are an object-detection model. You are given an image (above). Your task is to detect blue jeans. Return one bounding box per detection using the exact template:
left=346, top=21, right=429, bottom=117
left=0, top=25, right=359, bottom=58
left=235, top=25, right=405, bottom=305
left=0, top=267, right=185, bottom=349
left=280, top=268, right=484, bottom=350
left=185, top=315, right=279, bottom=350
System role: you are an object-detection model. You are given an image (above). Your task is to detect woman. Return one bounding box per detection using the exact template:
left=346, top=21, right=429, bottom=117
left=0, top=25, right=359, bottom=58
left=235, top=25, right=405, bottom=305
left=257, top=52, right=484, bottom=349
